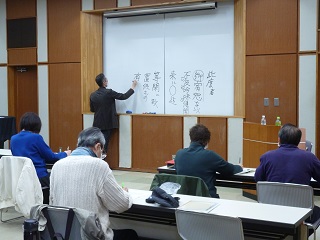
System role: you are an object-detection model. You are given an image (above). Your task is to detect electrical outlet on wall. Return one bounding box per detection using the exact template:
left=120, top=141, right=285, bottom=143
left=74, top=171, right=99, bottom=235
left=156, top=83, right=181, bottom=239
left=264, top=98, right=269, bottom=106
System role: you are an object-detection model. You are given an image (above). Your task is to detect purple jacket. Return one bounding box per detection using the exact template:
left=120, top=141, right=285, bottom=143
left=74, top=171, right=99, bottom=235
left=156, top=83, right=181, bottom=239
left=255, top=144, right=320, bottom=185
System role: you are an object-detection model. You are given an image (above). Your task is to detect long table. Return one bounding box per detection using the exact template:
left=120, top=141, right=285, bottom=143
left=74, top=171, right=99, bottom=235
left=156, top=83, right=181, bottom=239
left=110, top=189, right=311, bottom=240
left=157, top=166, right=320, bottom=196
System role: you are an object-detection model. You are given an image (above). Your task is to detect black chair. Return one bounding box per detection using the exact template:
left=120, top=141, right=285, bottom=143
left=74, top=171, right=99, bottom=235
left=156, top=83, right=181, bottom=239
left=306, top=140, right=313, bottom=152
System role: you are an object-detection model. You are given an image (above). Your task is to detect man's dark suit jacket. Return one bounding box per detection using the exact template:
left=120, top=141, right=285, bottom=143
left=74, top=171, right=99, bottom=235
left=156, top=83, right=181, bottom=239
left=90, top=87, right=134, bottom=130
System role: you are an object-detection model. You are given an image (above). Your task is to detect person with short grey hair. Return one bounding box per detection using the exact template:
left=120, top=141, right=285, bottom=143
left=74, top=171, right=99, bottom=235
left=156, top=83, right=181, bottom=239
left=255, top=123, right=320, bottom=229
left=71, top=127, right=106, bottom=158
left=50, top=127, right=139, bottom=240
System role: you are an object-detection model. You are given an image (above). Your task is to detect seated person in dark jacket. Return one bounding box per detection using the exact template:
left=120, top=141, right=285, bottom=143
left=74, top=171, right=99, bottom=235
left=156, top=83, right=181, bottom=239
left=255, top=123, right=320, bottom=226
left=175, top=124, right=243, bottom=198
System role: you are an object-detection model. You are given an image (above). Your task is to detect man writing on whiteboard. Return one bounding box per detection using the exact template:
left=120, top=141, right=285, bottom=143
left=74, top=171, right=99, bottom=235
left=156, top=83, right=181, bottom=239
left=90, top=73, right=137, bottom=156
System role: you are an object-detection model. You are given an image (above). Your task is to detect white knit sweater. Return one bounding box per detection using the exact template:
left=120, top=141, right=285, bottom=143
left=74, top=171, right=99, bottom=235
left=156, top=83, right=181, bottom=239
left=49, top=156, right=133, bottom=240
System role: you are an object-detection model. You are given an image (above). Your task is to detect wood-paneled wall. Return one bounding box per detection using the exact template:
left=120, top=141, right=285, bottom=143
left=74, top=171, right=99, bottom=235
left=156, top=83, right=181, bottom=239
left=7, top=48, right=37, bottom=66
left=45, top=0, right=83, bottom=149
left=15, top=67, right=38, bottom=127
left=246, top=0, right=298, bottom=55
left=234, top=0, right=246, bottom=117
left=245, top=0, right=299, bottom=127
left=245, top=54, right=297, bottom=125
left=106, top=115, right=229, bottom=172
left=199, top=117, right=227, bottom=160
left=6, top=0, right=84, bottom=150
left=131, top=0, right=176, bottom=5
left=6, top=0, right=36, bottom=19
left=81, top=12, right=103, bottom=113
left=243, top=122, right=280, bottom=168
left=131, top=116, right=183, bottom=171
left=94, top=0, right=116, bottom=9
left=49, top=63, right=82, bottom=151
left=47, top=0, right=81, bottom=63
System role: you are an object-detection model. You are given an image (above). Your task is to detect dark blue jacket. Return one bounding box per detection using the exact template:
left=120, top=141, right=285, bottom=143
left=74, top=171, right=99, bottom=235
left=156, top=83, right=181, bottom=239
left=255, top=144, right=320, bottom=185
left=175, top=142, right=243, bottom=198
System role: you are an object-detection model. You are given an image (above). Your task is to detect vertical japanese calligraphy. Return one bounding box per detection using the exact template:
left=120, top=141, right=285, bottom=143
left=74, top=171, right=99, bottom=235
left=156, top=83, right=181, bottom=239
left=104, top=2, right=234, bottom=115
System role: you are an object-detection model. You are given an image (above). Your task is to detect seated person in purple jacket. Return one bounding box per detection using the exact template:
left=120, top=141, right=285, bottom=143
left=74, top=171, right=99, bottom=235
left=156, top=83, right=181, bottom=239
left=10, top=112, right=71, bottom=187
left=175, top=124, right=243, bottom=198
left=255, top=123, right=320, bottom=225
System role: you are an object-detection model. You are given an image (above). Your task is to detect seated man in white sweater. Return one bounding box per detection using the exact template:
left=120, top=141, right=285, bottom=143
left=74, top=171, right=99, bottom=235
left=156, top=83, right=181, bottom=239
left=50, top=127, right=139, bottom=240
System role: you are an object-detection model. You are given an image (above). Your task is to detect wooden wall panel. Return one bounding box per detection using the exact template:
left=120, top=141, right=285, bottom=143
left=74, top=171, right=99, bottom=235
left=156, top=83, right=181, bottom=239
left=49, top=63, right=82, bottom=151
left=47, top=0, right=81, bottom=63
left=8, top=48, right=37, bottom=66
left=246, top=0, right=298, bottom=55
left=131, top=0, right=174, bottom=5
left=243, top=122, right=279, bottom=168
left=131, top=115, right=183, bottom=172
left=198, top=117, right=227, bottom=160
left=94, top=0, right=117, bottom=9
left=7, top=67, right=15, bottom=117
left=106, top=129, right=119, bottom=169
left=245, top=54, right=297, bottom=125
left=234, top=0, right=246, bottom=117
left=81, top=13, right=103, bottom=113
left=6, top=0, right=36, bottom=19
left=14, top=66, right=38, bottom=128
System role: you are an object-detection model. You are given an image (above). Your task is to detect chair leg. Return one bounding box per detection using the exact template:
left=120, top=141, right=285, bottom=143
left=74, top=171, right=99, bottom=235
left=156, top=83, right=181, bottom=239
left=0, top=208, right=24, bottom=223
left=313, top=227, right=316, bottom=240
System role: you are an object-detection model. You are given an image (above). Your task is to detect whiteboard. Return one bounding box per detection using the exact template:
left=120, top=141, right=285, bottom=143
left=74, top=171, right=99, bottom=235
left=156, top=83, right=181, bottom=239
left=104, top=15, right=165, bottom=114
left=103, top=1, right=234, bottom=115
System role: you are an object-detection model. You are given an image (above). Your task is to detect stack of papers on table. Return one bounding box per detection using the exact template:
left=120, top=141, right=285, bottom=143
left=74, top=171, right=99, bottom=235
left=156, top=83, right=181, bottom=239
left=179, top=201, right=219, bottom=213
left=237, top=168, right=253, bottom=174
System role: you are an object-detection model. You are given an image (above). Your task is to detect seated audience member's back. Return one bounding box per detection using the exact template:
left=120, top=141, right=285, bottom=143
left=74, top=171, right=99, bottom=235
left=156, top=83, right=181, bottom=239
left=50, top=127, right=138, bottom=240
left=10, top=112, right=70, bottom=187
left=175, top=124, right=242, bottom=198
left=254, top=123, right=320, bottom=226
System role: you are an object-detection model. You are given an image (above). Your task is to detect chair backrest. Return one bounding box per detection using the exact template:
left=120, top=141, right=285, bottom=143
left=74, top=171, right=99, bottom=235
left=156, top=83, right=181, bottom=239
left=150, top=173, right=211, bottom=197
left=256, top=181, right=314, bottom=209
left=175, top=209, right=244, bottom=240
left=38, top=206, right=82, bottom=240
left=0, top=156, right=43, bottom=217
left=306, top=140, right=313, bottom=152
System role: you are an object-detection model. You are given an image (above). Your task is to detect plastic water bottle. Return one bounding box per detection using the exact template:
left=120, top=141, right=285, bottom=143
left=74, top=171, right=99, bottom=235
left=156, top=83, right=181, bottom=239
left=23, top=219, right=40, bottom=240
left=275, top=116, right=281, bottom=126
left=261, top=115, right=266, bottom=125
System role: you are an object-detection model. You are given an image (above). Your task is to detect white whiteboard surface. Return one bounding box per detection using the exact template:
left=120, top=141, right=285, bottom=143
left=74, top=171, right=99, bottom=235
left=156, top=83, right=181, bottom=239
left=165, top=4, right=234, bottom=115
left=103, top=1, right=234, bottom=115
left=104, top=15, right=165, bottom=114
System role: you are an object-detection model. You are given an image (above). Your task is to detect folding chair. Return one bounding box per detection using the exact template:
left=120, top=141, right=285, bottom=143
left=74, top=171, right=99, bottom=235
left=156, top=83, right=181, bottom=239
left=175, top=209, right=244, bottom=240
left=0, top=156, right=43, bottom=222
left=257, top=181, right=320, bottom=240
left=32, top=205, right=81, bottom=240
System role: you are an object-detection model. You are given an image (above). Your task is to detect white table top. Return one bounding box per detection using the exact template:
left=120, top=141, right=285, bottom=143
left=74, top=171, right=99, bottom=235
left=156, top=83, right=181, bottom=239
left=0, top=149, right=12, bottom=156
left=128, top=189, right=311, bottom=227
